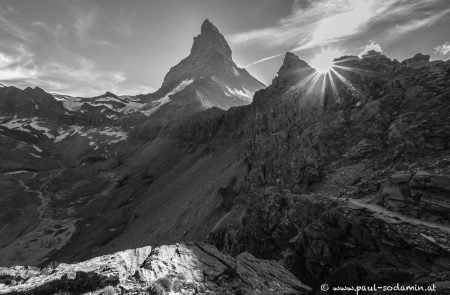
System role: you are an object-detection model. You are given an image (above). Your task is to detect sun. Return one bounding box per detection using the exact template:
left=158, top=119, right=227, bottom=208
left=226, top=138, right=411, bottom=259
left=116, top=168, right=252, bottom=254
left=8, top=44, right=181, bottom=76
left=287, top=46, right=363, bottom=107
left=309, top=48, right=343, bottom=74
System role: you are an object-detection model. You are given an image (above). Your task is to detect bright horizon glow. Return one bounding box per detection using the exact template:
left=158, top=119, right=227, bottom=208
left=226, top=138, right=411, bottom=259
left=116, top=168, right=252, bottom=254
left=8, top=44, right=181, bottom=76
left=309, top=48, right=344, bottom=73
left=286, top=46, right=368, bottom=108
left=310, top=48, right=343, bottom=74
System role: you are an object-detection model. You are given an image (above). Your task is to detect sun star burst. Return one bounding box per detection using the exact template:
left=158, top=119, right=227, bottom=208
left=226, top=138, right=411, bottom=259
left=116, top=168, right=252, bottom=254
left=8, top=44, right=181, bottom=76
left=310, top=48, right=343, bottom=74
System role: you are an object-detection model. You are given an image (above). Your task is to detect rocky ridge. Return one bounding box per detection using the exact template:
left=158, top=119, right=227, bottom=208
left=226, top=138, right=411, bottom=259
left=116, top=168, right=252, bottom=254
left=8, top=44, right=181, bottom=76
left=176, top=51, right=450, bottom=292
left=0, top=243, right=310, bottom=294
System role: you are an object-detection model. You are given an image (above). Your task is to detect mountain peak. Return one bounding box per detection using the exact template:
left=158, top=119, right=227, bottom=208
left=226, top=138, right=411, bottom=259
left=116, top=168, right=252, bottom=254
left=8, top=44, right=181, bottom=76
left=279, top=52, right=311, bottom=74
left=201, top=19, right=219, bottom=35
left=272, top=52, right=314, bottom=89
left=103, top=91, right=119, bottom=98
left=190, top=19, right=232, bottom=59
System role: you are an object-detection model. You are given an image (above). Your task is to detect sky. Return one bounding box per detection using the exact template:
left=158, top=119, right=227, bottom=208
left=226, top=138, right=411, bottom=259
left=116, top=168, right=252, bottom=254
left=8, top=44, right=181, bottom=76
left=0, top=0, right=449, bottom=96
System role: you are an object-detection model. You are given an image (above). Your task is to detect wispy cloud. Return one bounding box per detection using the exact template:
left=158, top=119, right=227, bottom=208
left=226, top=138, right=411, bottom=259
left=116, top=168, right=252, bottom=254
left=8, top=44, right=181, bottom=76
left=358, top=40, right=383, bottom=57
left=70, top=7, right=115, bottom=47
left=389, top=8, right=450, bottom=36
left=0, top=45, right=135, bottom=96
left=74, top=8, right=98, bottom=45
left=244, top=53, right=283, bottom=68
left=230, top=0, right=449, bottom=53
left=74, top=9, right=95, bottom=42
left=0, top=5, right=35, bottom=41
left=112, top=8, right=135, bottom=38
left=434, top=42, right=450, bottom=55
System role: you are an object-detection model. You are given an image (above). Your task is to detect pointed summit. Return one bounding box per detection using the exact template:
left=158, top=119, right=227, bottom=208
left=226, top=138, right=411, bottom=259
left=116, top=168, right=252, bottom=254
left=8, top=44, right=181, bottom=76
left=102, top=91, right=119, bottom=98
left=190, top=19, right=232, bottom=59
left=278, top=52, right=311, bottom=75
left=272, top=52, right=314, bottom=89
left=150, top=19, right=265, bottom=117
left=201, top=19, right=220, bottom=35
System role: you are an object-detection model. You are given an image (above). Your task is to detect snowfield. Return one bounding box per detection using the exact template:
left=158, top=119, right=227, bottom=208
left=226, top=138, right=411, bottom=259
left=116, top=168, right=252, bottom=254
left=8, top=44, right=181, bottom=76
left=53, top=80, right=195, bottom=117
left=0, top=117, right=55, bottom=139
left=0, top=116, right=128, bottom=149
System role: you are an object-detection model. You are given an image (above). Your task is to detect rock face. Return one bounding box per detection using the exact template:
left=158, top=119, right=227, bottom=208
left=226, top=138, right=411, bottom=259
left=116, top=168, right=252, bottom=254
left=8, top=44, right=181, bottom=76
left=0, top=243, right=310, bottom=295
left=382, top=166, right=450, bottom=224
left=178, top=51, right=450, bottom=293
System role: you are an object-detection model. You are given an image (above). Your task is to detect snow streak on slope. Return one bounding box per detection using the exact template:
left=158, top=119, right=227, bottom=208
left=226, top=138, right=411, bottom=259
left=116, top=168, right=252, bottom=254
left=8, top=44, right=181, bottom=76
left=225, top=86, right=253, bottom=100
left=141, top=79, right=194, bottom=116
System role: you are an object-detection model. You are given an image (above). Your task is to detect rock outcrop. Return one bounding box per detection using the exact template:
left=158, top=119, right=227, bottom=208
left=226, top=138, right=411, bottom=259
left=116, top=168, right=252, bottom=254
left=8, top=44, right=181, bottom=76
left=0, top=86, right=67, bottom=121
left=0, top=243, right=310, bottom=295
left=190, top=51, right=450, bottom=293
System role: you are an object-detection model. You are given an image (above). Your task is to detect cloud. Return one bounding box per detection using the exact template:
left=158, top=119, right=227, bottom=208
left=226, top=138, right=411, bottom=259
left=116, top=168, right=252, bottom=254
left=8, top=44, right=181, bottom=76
left=358, top=40, right=383, bottom=57
left=74, top=8, right=97, bottom=44
left=112, top=8, right=136, bottom=38
left=294, top=0, right=376, bottom=50
left=0, top=45, right=132, bottom=96
left=434, top=42, right=450, bottom=55
left=389, top=8, right=450, bottom=36
left=0, top=5, right=35, bottom=41
left=72, top=8, right=114, bottom=47
left=0, top=45, right=37, bottom=80
left=244, top=53, right=283, bottom=68
left=230, top=0, right=449, bottom=52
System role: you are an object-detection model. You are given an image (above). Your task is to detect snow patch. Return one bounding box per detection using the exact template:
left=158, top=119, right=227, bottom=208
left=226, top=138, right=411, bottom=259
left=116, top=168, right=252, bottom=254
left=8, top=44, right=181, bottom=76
left=29, top=118, right=55, bottom=139
left=0, top=116, right=55, bottom=139
left=225, top=86, right=253, bottom=100
left=3, top=170, right=28, bottom=175
left=60, top=97, right=84, bottom=111
left=55, top=126, right=127, bottom=145
left=96, top=97, right=124, bottom=103
left=55, top=126, right=84, bottom=142
left=196, top=91, right=214, bottom=109
left=88, top=103, right=116, bottom=110
left=1, top=118, right=30, bottom=132
left=31, top=145, right=43, bottom=153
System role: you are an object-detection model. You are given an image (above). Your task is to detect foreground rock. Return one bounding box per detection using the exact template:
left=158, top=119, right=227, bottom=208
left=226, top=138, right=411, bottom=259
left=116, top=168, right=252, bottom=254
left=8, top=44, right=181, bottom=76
left=0, top=243, right=310, bottom=295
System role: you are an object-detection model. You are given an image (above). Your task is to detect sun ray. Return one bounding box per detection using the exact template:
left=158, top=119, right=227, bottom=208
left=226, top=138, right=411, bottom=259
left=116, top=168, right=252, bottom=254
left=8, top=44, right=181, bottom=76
left=327, top=71, right=340, bottom=102
left=333, top=64, right=370, bottom=74
left=330, top=68, right=365, bottom=99
left=285, top=71, right=320, bottom=95
left=305, top=72, right=323, bottom=97
left=319, top=73, right=327, bottom=106
left=285, top=47, right=369, bottom=106
left=333, top=56, right=359, bottom=64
